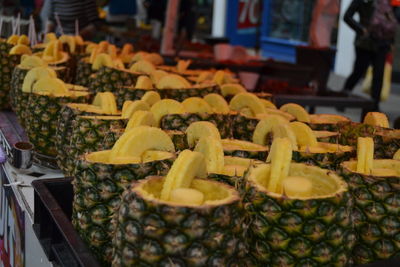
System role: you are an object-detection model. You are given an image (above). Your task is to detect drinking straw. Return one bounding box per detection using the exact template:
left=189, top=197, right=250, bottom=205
left=54, top=12, right=64, bottom=35
left=75, top=19, right=79, bottom=36
left=0, top=17, right=3, bottom=38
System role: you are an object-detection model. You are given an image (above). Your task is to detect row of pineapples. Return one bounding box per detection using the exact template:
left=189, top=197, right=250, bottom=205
left=5, top=33, right=400, bottom=266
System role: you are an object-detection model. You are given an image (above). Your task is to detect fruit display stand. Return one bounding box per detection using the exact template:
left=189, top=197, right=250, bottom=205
left=0, top=111, right=98, bottom=267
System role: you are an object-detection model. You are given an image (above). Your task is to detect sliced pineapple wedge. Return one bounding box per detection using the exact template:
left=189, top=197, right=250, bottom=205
left=253, top=115, right=289, bottom=145
left=7, top=35, right=19, bottom=45
left=356, top=137, right=374, bottom=174
left=196, top=71, right=213, bottom=84
left=135, top=75, right=154, bottom=89
left=92, top=92, right=118, bottom=114
left=156, top=74, right=191, bottom=89
left=370, top=168, right=398, bottom=176
left=363, top=112, right=390, bottom=128
left=17, top=34, right=30, bottom=45
left=22, top=67, right=57, bottom=92
left=271, top=124, right=298, bottom=150
left=194, top=136, right=225, bottom=174
left=220, top=83, right=246, bottom=97
left=32, top=77, right=68, bottom=94
left=260, top=99, right=277, bottom=109
left=125, top=110, right=156, bottom=131
left=129, top=60, right=156, bottom=74
left=394, top=149, right=400, bottom=160
left=121, top=100, right=150, bottom=119
left=20, top=55, right=47, bottom=68
left=150, top=70, right=168, bottom=84
left=289, top=122, right=318, bottom=147
left=111, top=126, right=175, bottom=158
left=44, top=33, right=57, bottom=43
left=160, top=150, right=207, bottom=201
left=176, top=59, right=191, bottom=73
left=280, top=103, right=310, bottom=123
left=185, top=121, right=221, bottom=148
left=9, top=44, right=32, bottom=55
left=229, top=92, right=266, bottom=116
left=92, top=53, right=113, bottom=70
left=182, top=97, right=213, bottom=114
left=266, top=137, right=293, bottom=194
left=150, top=99, right=186, bottom=126
left=203, top=93, right=230, bottom=114
left=141, top=91, right=161, bottom=106
left=282, top=176, right=313, bottom=198
left=263, top=108, right=295, bottom=121
left=169, top=188, right=205, bottom=206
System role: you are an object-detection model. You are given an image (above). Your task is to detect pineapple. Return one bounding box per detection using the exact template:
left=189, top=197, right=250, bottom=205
left=111, top=150, right=249, bottom=266
left=363, top=112, right=390, bottom=128
left=75, top=57, right=94, bottom=86
left=279, top=103, right=310, bottom=123
left=221, top=139, right=268, bottom=160
left=245, top=138, right=352, bottom=266
left=73, top=128, right=175, bottom=264
left=308, top=114, right=350, bottom=131
left=313, top=130, right=339, bottom=143
left=341, top=153, right=400, bottom=264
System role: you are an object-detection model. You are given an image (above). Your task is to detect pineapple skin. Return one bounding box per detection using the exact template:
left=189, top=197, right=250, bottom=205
left=10, top=66, right=29, bottom=125
left=74, top=59, right=94, bottom=87
left=72, top=158, right=174, bottom=265
left=244, top=176, right=353, bottom=266
left=231, top=114, right=260, bottom=142
left=341, top=162, right=400, bottom=265
left=292, top=150, right=354, bottom=171
left=111, top=176, right=250, bottom=266
left=25, top=93, right=90, bottom=157
left=89, top=66, right=140, bottom=94
left=0, top=41, right=20, bottom=110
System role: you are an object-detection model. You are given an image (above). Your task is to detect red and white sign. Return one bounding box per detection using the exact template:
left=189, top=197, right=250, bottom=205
left=237, top=0, right=261, bottom=32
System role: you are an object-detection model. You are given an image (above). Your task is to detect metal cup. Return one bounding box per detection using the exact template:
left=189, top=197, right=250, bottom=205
left=11, top=142, right=34, bottom=169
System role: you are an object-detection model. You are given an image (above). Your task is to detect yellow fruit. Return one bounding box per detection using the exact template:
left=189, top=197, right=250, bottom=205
left=253, top=115, right=289, bottom=145
left=263, top=108, right=295, bottom=121
left=150, top=99, right=186, bottom=126
left=280, top=103, right=310, bottom=123
left=283, top=176, right=313, bottom=198
left=22, top=67, right=57, bottom=92
left=32, top=77, right=68, bottom=94
left=121, top=100, right=150, bottom=119
left=135, top=75, right=153, bottom=89
left=113, top=58, right=125, bottom=69
left=221, top=83, right=246, bottom=97
left=271, top=124, right=298, bottom=150
left=185, top=121, right=221, bottom=148
left=365, top=137, right=374, bottom=174
left=203, top=93, right=230, bottom=113
left=9, top=44, right=32, bottom=55
left=20, top=55, right=47, bottom=68
left=92, top=92, right=118, bottom=114
left=196, top=71, right=213, bottom=83
left=229, top=92, right=266, bottom=115
left=44, top=33, right=57, bottom=43
left=129, top=60, right=156, bottom=74
left=169, top=188, right=204, bottom=206
left=92, top=53, right=113, bottom=70
left=160, top=150, right=207, bottom=201
left=107, top=45, right=118, bottom=59
left=156, top=74, right=191, bottom=89
left=394, top=149, right=400, bottom=160
left=109, top=156, right=141, bottom=164
left=182, top=97, right=213, bottom=113
left=17, top=35, right=30, bottom=45
left=121, top=43, right=133, bottom=55
left=260, top=99, right=277, bottom=109
left=125, top=110, right=156, bottom=131
left=356, top=137, right=367, bottom=174
left=141, top=91, right=161, bottom=106
left=176, top=60, right=191, bottom=73
left=370, top=168, right=398, bottom=176
left=150, top=70, right=168, bottom=84
left=59, top=35, right=76, bottom=53
left=289, top=122, right=318, bottom=147
left=363, top=112, right=390, bottom=128
left=7, top=35, right=19, bottom=45
left=194, top=137, right=224, bottom=174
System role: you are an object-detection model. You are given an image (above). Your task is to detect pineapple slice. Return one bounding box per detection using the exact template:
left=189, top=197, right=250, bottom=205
left=135, top=75, right=154, bottom=89
left=182, top=97, right=213, bottom=114
left=150, top=70, right=168, bottom=84
left=92, top=53, right=113, bottom=70
left=266, top=138, right=293, bottom=194
left=221, top=165, right=249, bottom=176
left=98, top=41, right=109, bottom=52
left=356, top=137, right=374, bottom=174
left=176, top=59, right=191, bottom=73
left=203, top=93, right=230, bottom=114
left=253, top=115, right=289, bottom=145
left=109, top=156, right=141, bottom=164
left=160, top=150, right=207, bottom=201
left=283, top=176, right=313, bottom=198
left=125, top=110, right=156, bottom=131
left=194, top=136, right=225, bottom=174
left=92, top=92, right=118, bottom=114
left=121, top=43, right=133, bottom=55
left=363, top=112, right=390, bottom=128
left=289, top=122, right=318, bottom=147
left=229, top=92, right=266, bottom=115
left=112, top=126, right=175, bottom=158
left=113, top=58, right=125, bottom=69
left=9, top=44, right=32, bottom=55
left=365, top=137, right=374, bottom=174
left=185, top=121, right=221, bottom=148
left=239, top=107, right=255, bottom=117
left=196, top=71, right=213, bottom=83
left=129, top=60, right=156, bottom=74
left=75, top=35, right=84, bottom=45
left=394, top=149, right=400, bottom=160
left=271, top=124, right=298, bottom=150
left=156, top=74, right=191, bottom=89
left=169, top=188, right=205, bottom=206
left=280, top=103, right=310, bottom=123
left=258, top=108, right=294, bottom=121
left=32, top=77, right=68, bottom=94
left=59, top=35, right=76, bottom=53
left=22, top=67, right=57, bottom=92
left=20, top=55, right=47, bottom=68
left=17, top=35, right=30, bottom=45
left=260, top=99, right=277, bottom=109
left=107, top=45, right=118, bottom=59
left=213, top=70, right=236, bottom=85
left=44, top=33, right=57, bottom=43
left=150, top=99, right=186, bottom=126
left=141, top=91, right=161, bottom=106
left=221, top=83, right=246, bottom=97
left=121, top=100, right=150, bottom=119
left=370, top=168, right=398, bottom=176
left=6, top=35, right=19, bottom=45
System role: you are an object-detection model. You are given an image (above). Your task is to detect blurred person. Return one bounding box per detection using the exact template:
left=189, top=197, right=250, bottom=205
left=41, top=0, right=99, bottom=38
left=106, top=0, right=136, bottom=24
left=342, top=0, right=399, bottom=111
left=309, top=0, right=340, bottom=47
left=145, top=0, right=167, bottom=40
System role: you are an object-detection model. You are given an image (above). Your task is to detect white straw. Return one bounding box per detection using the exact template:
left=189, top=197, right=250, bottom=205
left=16, top=13, right=20, bottom=35
left=54, top=12, right=64, bottom=35
left=0, top=17, right=3, bottom=38
left=75, top=19, right=79, bottom=36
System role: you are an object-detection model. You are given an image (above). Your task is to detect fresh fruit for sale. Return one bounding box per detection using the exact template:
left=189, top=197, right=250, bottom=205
left=194, top=137, right=224, bottom=174
left=394, top=149, right=400, bottom=160
left=129, top=60, right=156, bottom=74
left=121, top=100, right=149, bottom=119
left=260, top=108, right=295, bottom=121
left=92, top=53, right=113, bottom=70
left=44, top=33, right=57, bottom=43
left=203, top=93, right=230, bottom=113
left=260, top=98, right=277, bottom=109
left=289, top=121, right=318, bottom=147
left=280, top=103, right=310, bottom=122
left=229, top=92, right=266, bottom=116
left=19, top=55, right=47, bottom=68
left=6, top=35, right=19, bottom=45
left=196, top=71, right=213, bottom=83
left=182, top=97, right=213, bottom=113
left=156, top=73, right=191, bottom=89
left=185, top=121, right=221, bottom=148
left=32, top=77, right=68, bottom=94
left=150, top=99, right=185, bottom=126
left=246, top=160, right=351, bottom=265
left=253, top=115, right=289, bottom=145
left=125, top=110, right=156, bottom=130
left=220, top=83, right=246, bottom=97
left=363, top=112, right=390, bottom=128
left=308, top=114, right=350, bottom=131
left=9, top=44, right=32, bottom=55
left=22, top=66, right=57, bottom=92
left=135, top=75, right=153, bottom=89
left=150, top=69, right=168, bottom=84
left=356, top=137, right=374, bottom=174
left=271, top=124, right=298, bottom=150
left=141, top=91, right=160, bottom=106
left=221, top=139, right=268, bottom=160
left=313, top=130, right=339, bottom=143
left=213, top=70, right=237, bottom=85
left=341, top=159, right=400, bottom=264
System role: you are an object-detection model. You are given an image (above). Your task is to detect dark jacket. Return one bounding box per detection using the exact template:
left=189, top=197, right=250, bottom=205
left=344, top=0, right=396, bottom=51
